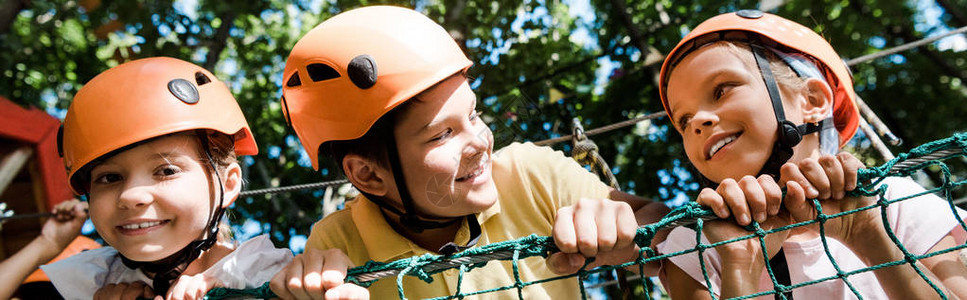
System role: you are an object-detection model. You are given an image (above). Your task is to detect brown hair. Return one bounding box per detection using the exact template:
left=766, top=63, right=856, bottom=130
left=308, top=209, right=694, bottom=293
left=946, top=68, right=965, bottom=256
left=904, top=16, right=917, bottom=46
left=201, top=131, right=238, bottom=171
left=320, top=101, right=411, bottom=173
left=319, top=72, right=467, bottom=175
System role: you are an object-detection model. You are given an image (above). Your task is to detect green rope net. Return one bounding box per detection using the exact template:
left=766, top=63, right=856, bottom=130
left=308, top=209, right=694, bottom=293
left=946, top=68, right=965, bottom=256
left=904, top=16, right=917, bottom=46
left=202, top=133, right=967, bottom=299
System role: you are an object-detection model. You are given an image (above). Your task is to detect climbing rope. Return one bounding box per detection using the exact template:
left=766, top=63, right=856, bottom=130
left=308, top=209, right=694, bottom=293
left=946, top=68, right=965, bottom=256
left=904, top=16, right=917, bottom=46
left=569, top=118, right=620, bottom=188
left=202, top=133, right=967, bottom=299
left=569, top=118, right=637, bottom=297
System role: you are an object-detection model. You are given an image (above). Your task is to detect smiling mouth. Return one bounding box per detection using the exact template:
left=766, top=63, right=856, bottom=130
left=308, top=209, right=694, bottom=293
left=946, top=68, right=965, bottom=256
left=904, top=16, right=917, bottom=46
left=456, top=162, right=485, bottom=182
left=455, top=155, right=490, bottom=182
left=118, top=220, right=169, bottom=230
left=707, top=133, right=741, bottom=159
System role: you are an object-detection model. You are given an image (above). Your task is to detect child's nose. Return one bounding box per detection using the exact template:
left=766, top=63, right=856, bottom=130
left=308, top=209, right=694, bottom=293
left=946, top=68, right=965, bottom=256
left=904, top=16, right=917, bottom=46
left=690, top=111, right=718, bottom=135
left=693, top=120, right=713, bottom=135
left=465, top=127, right=491, bottom=154
left=117, top=186, right=153, bottom=209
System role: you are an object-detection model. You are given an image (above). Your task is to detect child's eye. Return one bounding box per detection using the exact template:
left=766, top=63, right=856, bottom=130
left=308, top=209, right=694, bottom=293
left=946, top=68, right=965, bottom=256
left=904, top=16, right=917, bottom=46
left=677, top=114, right=692, bottom=131
left=430, top=128, right=453, bottom=142
left=93, top=173, right=122, bottom=185
left=156, top=165, right=181, bottom=177
left=469, top=110, right=482, bottom=122
left=713, top=82, right=736, bottom=100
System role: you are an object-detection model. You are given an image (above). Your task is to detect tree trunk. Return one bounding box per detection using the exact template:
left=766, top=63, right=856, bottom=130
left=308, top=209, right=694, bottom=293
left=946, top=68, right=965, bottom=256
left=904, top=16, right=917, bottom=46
left=203, top=10, right=236, bottom=70
left=609, top=0, right=650, bottom=59
left=935, top=0, right=967, bottom=27
left=444, top=0, right=468, bottom=52
left=0, top=0, right=28, bottom=36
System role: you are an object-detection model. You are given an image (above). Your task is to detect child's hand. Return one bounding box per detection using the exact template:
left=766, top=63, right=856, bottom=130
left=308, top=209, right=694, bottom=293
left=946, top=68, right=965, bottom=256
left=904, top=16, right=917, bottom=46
left=696, top=175, right=784, bottom=226
left=41, top=199, right=88, bottom=250
left=779, top=153, right=883, bottom=248
left=779, top=152, right=863, bottom=201
left=93, top=281, right=159, bottom=300
left=548, top=198, right=639, bottom=274
left=269, top=248, right=368, bottom=300
left=782, top=178, right=881, bottom=248
left=165, top=273, right=216, bottom=300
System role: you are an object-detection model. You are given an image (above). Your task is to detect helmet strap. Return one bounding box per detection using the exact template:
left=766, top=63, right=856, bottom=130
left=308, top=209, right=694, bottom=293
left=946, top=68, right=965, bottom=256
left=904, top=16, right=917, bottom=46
left=751, top=44, right=835, bottom=177
left=118, top=132, right=225, bottom=295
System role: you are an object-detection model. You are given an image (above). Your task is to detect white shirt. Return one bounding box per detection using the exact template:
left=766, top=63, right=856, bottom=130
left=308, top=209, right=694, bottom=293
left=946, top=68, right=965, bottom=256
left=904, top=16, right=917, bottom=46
left=658, top=177, right=967, bottom=299
left=42, top=235, right=293, bottom=300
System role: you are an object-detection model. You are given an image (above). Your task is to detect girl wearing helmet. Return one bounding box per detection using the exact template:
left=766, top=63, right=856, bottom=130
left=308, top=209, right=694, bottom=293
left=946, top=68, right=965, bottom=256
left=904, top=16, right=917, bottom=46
left=43, top=57, right=293, bottom=299
left=657, top=10, right=967, bottom=298
left=267, top=6, right=694, bottom=299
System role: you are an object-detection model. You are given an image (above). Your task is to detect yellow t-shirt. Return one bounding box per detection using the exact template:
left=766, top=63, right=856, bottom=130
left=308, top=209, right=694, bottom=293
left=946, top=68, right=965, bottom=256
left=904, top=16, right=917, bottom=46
left=306, top=142, right=612, bottom=299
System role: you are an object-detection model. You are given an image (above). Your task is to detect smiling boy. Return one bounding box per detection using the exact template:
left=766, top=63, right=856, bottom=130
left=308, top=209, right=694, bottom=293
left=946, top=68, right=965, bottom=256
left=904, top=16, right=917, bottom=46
left=268, top=6, right=673, bottom=299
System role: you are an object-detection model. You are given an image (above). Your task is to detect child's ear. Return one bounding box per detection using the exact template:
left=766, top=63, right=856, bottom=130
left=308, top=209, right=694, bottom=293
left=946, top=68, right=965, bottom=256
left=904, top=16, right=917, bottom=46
left=343, top=154, right=389, bottom=197
left=221, top=162, right=242, bottom=208
left=801, top=78, right=834, bottom=123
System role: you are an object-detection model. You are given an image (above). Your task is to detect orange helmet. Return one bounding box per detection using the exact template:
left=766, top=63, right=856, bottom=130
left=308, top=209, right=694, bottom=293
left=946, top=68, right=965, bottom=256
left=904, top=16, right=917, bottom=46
left=281, top=6, right=473, bottom=169
left=61, top=57, right=257, bottom=194
left=658, top=10, right=859, bottom=146
left=24, top=236, right=101, bottom=283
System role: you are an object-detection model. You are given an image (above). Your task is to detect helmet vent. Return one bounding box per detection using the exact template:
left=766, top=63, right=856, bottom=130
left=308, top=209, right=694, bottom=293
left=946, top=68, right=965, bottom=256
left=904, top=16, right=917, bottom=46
left=287, top=72, right=302, bottom=87
left=347, top=55, right=377, bottom=89
left=195, top=72, right=212, bottom=86
left=307, top=63, right=340, bottom=82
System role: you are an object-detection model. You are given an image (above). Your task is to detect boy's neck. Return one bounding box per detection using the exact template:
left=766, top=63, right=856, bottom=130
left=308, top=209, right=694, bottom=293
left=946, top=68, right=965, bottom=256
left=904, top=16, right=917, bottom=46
left=383, top=211, right=463, bottom=253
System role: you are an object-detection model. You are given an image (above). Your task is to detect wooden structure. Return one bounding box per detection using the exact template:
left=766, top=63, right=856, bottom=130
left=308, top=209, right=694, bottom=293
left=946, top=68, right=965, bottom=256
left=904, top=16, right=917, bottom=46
left=0, top=96, right=72, bottom=260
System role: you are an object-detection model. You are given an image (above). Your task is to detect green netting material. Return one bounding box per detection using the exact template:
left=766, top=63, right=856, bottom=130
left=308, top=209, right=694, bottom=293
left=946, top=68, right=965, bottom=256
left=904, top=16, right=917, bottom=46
left=200, top=133, right=967, bottom=299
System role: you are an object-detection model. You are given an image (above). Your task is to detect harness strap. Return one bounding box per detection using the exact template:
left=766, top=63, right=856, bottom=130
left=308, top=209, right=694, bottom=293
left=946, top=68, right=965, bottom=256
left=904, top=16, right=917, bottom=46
left=769, top=248, right=794, bottom=300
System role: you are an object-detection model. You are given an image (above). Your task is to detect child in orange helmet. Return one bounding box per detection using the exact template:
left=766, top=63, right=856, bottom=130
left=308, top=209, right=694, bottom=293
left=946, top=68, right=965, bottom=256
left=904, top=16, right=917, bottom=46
left=657, top=10, right=967, bottom=298
left=43, top=57, right=293, bottom=299
left=264, top=5, right=734, bottom=299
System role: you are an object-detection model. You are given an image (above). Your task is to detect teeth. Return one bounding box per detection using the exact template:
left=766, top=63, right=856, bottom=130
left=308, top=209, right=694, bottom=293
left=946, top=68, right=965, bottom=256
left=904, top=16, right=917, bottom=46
left=708, top=135, right=737, bottom=158
left=458, top=161, right=487, bottom=181
left=121, top=221, right=162, bottom=230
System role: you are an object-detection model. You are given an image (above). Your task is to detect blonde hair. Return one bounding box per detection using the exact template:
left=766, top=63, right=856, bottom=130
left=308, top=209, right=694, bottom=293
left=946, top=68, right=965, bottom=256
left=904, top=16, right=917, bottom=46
left=709, top=41, right=806, bottom=94
left=708, top=41, right=839, bottom=154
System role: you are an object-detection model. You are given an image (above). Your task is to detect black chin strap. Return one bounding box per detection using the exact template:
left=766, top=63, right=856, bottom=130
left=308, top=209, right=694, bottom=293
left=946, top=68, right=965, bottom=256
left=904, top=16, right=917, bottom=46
left=119, top=237, right=216, bottom=294
left=119, top=133, right=225, bottom=295
left=751, top=44, right=838, bottom=300
left=750, top=45, right=832, bottom=178
left=358, top=132, right=481, bottom=254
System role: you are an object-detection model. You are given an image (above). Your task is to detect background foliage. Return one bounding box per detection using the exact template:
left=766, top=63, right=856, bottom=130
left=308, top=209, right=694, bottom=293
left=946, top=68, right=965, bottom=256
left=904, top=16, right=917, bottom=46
left=2, top=0, right=965, bottom=282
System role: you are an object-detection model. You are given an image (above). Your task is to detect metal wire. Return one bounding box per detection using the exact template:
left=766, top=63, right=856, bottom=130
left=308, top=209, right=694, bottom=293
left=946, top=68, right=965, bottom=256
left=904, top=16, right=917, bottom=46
left=845, top=25, right=967, bottom=66
left=239, top=179, right=349, bottom=197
